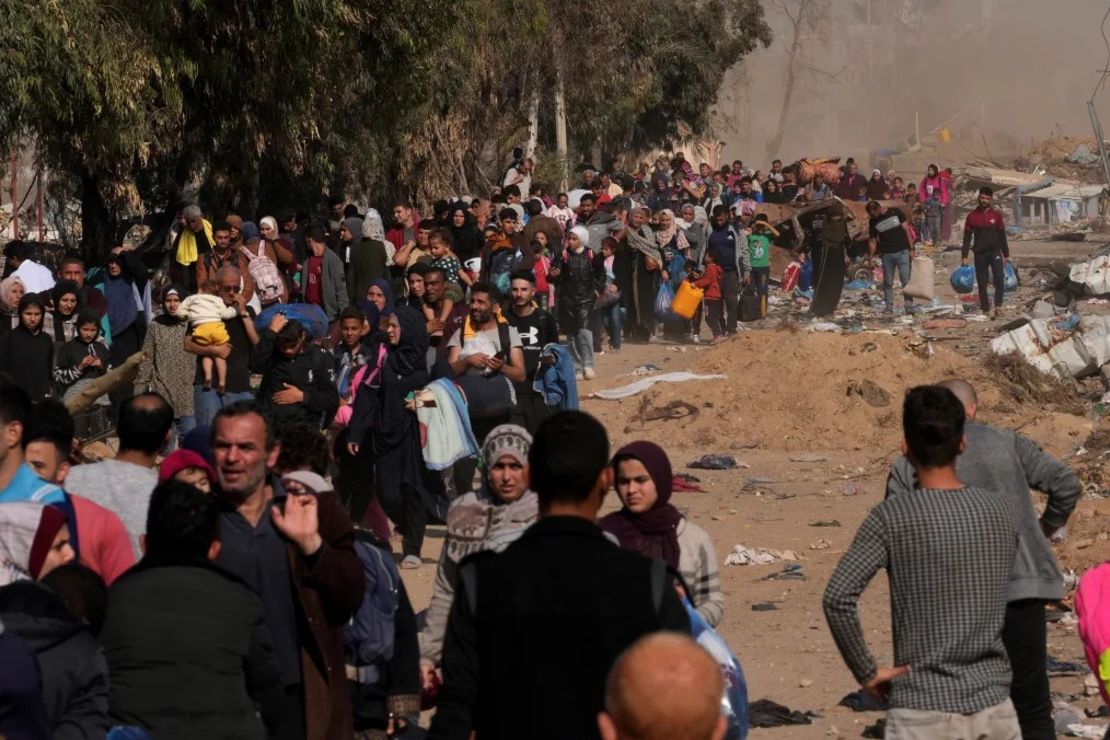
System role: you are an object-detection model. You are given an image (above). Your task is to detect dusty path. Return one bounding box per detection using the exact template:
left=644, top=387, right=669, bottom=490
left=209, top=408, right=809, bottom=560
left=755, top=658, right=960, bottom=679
left=402, top=259, right=1110, bottom=737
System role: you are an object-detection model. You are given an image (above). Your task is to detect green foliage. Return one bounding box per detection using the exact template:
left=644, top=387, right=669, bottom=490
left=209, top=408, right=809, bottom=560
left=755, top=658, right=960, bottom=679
left=0, top=0, right=770, bottom=249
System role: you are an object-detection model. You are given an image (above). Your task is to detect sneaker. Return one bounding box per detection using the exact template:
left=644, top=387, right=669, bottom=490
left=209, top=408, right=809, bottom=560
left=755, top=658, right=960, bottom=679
left=400, top=555, right=421, bottom=569
left=688, top=333, right=701, bottom=344
left=990, top=307, right=999, bottom=320
left=574, top=370, right=585, bottom=381
left=583, top=367, right=597, bottom=380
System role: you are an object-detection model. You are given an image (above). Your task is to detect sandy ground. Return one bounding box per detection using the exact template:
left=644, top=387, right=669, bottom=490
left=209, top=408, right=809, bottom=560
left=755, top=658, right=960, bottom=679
left=401, top=242, right=1110, bottom=737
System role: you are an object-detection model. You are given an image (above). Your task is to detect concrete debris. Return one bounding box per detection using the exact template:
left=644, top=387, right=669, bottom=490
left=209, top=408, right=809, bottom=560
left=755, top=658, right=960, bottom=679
left=724, top=544, right=800, bottom=566
left=992, top=315, right=1110, bottom=380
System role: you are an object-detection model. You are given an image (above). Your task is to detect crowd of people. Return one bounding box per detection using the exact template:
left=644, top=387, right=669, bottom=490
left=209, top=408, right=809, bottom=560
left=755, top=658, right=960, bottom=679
left=0, top=147, right=1100, bottom=740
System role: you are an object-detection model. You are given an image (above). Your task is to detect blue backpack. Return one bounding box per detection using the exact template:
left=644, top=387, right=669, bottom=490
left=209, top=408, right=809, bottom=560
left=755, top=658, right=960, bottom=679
left=344, top=536, right=400, bottom=685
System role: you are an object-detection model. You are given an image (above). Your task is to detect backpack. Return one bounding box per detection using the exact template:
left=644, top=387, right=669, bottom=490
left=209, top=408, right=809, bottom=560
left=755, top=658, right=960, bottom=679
left=240, top=244, right=285, bottom=305
left=739, top=282, right=761, bottom=322
left=343, top=536, right=400, bottom=685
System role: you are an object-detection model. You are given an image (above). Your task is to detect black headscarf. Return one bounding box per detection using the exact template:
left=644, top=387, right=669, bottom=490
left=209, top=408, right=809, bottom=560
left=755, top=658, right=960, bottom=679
left=386, top=306, right=429, bottom=376
left=448, top=203, right=483, bottom=263
left=49, top=280, right=81, bottom=342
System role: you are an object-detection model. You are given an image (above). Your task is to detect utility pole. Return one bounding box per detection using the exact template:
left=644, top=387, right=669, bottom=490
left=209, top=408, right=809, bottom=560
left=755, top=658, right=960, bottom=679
left=36, top=165, right=44, bottom=241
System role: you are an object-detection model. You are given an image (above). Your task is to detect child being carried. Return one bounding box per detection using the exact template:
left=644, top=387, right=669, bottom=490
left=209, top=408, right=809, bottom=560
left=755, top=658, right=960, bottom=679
left=176, top=282, right=239, bottom=392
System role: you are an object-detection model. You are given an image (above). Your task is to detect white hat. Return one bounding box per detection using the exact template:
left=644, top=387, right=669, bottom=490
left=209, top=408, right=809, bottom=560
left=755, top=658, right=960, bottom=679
left=281, top=470, right=333, bottom=495
left=569, top=225, right=590, bottom=247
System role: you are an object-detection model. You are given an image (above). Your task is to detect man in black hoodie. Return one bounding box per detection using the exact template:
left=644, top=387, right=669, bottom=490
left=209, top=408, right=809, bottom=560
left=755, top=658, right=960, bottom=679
left=253, top=314, right=339, bottom=429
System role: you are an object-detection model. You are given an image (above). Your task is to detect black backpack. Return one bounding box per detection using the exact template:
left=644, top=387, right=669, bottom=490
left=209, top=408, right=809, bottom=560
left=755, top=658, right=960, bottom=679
left=739, top=282, right=762, bottom=322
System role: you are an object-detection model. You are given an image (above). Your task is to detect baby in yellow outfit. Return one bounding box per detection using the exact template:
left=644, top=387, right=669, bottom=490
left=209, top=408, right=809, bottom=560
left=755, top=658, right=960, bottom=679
left=176, top=283, right=240, bottom=392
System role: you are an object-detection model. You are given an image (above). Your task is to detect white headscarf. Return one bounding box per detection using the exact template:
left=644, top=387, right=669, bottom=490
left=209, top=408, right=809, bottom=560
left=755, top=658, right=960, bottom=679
left=363, top=208, right=386, bottom=241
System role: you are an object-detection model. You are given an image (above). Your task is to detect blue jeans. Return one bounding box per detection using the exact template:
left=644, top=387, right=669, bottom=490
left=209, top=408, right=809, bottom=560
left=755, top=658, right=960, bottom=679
left=881, top=250, right=914, bottom=311
left=193, top=387, right=255, bottom=428
left=591, top=301, right=622, bottom=351
left=168, top=415, right=197, bottom=451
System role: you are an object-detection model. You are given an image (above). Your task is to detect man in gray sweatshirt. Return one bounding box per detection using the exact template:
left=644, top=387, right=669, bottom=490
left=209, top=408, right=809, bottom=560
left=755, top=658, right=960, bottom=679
left=885, top=378, right=1080, bottom=740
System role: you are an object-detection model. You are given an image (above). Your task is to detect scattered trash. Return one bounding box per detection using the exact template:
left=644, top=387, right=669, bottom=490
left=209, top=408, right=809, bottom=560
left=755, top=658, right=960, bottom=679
left=846, top=379, right=891, bottom=407
left=838, top=689, right=887, bottom=712
left=904, top=337, right=935, bottom=359
left=665, top=345, right=688, bottom=353
left=724, top=545, right=800, bottom=566
left=844, top=280, right=872, bottom=291
left=1055, top=701, right=1085, bottom=734
left=1085, top=673, right=1102, bottom=696
left=861, top=719, right=886, bottom=739
left=921, top=318, right=967, bottom=330
left=1087, top=298, right=1110, bottom=305
left=747, top=699, right=818, bottom=728
left=809, top=538, right=832, bottom=550
left=761, top=563, right=806, bottom=580
left=1066, top=724, right=1107, bottom=739
left=1069, top=255, right=1110, bottom=296
left=688, top=454, right=741, bottom=470
left=636, top=398, right=700, bottom=424
left=623, top=363, right=661, bottom=377
left=675, top=472, right=701, bottom=483
left=790, top=453, right=828, bottom=462
left=843, top=482, right=863, bottom=496
left=751, top=602, right=779, bottom=611
left=1087, top=706, right=1109, bottom=719
left=590, top=371, right=727, bottom=400
left=809, top=322, right=840, bottom=333
left=809, top=519, right=842, bottom=527
left=1047, top=657, right=1086, bottom=676
left=745, top=476, right=778, bottom=486
left=798, top=678, right=813, bottom=688
left=966, top=314, right=990, bottom=322
left=671, top=476, right=703, bottom=492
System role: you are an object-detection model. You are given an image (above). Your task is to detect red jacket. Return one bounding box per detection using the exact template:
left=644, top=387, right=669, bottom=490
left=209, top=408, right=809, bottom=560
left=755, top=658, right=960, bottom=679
left=385, top=215, right=421, bottom=251
left=693, top=263, right=723, bottom=300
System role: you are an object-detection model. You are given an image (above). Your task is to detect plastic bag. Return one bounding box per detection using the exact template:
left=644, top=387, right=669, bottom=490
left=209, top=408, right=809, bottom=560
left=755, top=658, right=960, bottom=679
left=686, top=601, right=749, bottom=739
left=254, top=302, right=330, bottom=339
left=1004, top=261, right=1020, bottom=293
left=949, top=265, right=976, bottom=294
left=655, top=282, right=677, bottom=322
left=799, top=259, right=814, bottom=291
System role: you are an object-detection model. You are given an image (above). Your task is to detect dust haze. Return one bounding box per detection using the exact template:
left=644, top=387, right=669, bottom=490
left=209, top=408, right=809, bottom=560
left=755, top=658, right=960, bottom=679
left=714, top=0, right=1110, bottom=167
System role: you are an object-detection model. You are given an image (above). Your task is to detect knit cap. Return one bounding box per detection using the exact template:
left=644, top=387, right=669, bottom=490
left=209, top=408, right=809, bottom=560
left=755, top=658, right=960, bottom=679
left=482, top=424, right=532, bottom=467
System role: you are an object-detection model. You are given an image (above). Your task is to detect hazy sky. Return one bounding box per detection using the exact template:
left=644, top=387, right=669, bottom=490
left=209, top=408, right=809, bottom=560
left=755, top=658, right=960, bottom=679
left=714, top=0, right=1110, bottom=166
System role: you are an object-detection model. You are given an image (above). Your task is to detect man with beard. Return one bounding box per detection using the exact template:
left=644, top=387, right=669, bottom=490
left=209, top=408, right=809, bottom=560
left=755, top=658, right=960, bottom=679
left=504, top=270, right=559, bottom=434
left=211, top=401, right=363, bottom=740
left=577, top=194, right=622, bottom=252
left=447, top=284, right=525, bottom=442
left=57, top=255, right=108, bottom=319
left=424, top=267, right=468, bottom=360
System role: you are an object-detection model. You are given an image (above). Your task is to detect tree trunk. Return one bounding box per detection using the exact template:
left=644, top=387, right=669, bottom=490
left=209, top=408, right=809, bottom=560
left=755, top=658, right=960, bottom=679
left=526, top=90, right=540, bottom=161
left=766, top=37, right=800, bottom=161
left=79, top=167, right=113, bottom=264
left=555, top=67, right=568, bottom=191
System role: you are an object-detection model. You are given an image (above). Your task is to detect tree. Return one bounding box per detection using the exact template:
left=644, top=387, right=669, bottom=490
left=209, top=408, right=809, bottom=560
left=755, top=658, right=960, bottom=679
left=765, top=0, right=831, bottom=161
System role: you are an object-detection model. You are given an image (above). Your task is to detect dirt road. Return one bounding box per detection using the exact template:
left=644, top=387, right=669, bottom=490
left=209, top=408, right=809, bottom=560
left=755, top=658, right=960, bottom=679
left=402, top=258, right=1110, bottom=737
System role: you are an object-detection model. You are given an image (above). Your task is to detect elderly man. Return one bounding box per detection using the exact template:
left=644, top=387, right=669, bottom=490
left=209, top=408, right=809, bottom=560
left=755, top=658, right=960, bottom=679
left=184, top=265, right=260, bottom=427
left=172, top=204, right=214, bottom=293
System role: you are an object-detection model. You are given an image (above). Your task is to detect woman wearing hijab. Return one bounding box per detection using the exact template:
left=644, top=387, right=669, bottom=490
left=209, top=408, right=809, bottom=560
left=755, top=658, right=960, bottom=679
left=762, top=178, right=786, bottom=204
left=600, top=441, right=724, bottom=627
left=418, top=424, right=539, bottom=679
left=0, top=294, right=54, bottom=400
left=101, top=251, right=146, bottom=388
left=866, top=169, right=890, bottom=201
left=258, top=215, right=298, bottom=299
left=134, top=285, right=196, bottom=443
left=656, top=209, right=692, bottom=342
left=347, top=306, right=441, bottom=568
left=361, top=278, right=395, bottom=318
left=340, top=216, right=388, bottom=307
left=45, top=280, right=81, bottom=345
left=447, top=203, right=484, bottom=265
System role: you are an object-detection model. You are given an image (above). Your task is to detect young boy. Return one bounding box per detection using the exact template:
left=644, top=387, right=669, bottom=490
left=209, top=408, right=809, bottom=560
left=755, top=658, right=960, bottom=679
left=591, top=237, right=622, bottom=353
left=747, top=214, right=778, bottom=318
left=53, top=310, right=110, bottom=400
left=691, top=250, right=724, bottom=343
left=824, top=386, right=1021, bottom=739
left=253, top=313, right=340, bottom=428
left=177, top=281, right=238, bottom=392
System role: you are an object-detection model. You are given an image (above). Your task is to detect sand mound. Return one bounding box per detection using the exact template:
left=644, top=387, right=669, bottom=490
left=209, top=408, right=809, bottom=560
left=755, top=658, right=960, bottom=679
left=591, top=330, right=1025, bottom=453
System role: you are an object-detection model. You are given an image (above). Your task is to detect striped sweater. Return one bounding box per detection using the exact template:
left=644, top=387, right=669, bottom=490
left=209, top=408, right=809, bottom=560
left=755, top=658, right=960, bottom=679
left=677, top=518, right=725, bottom=627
